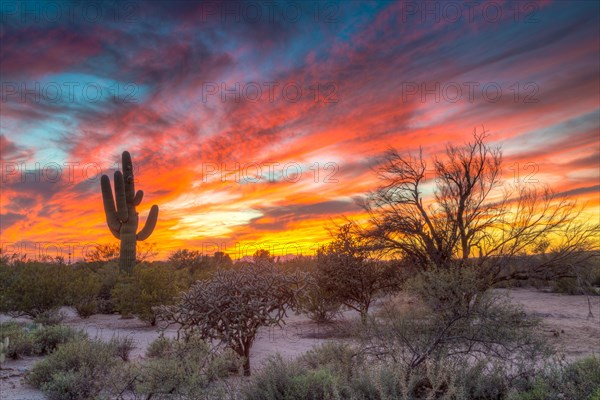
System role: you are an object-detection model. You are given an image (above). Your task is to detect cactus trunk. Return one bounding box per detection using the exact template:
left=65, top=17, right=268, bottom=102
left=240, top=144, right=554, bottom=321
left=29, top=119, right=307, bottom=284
left=100, top=151, right=159, bottom=273
left=119, top=233, right=137, bottom=273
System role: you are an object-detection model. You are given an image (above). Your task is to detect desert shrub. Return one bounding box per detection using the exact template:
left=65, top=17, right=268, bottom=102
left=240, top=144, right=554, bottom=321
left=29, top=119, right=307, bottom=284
left=0, top=262, right=70, bottom=318
left=0, top=336, right=9, bottom=364
left=27, top=338, right=122, bottom=400
left=298, top=342, right=359, bottom=381
left=352, top=359, right=457, bottom=399
left=315, top=222, right=400, bottom=322
left=0, top=262, right=15, bottom=310
left=157, top=263, right=302, bottom=376
left=550, top=277, right=580, bottom=294
left=169, top=248, right=205, bottom=270
left=112, top=263, right=183, bottom=325
left=244, top=343, right=361, bottom=399
left=135, top=335, right=241, bottom=399
left=111, top=276, right=137, bottom=318
left=550, top=261, right=600, bottom=295
left=297, top=275, right=342, bottom=323
left=560, top=356, right=600, bottom=398
left=75, top=301, right=98, bottom=319
left=109, top=335, right=136, bottom=362
left=94, top=262, right=120, bottom=314
left=66, top=267, right=102, bottom=318
left=349, top=358, right=517, bottom=400
left=510, top=356, right=600, bottom=400
left=145, top=335, right=171, bottom=358
left=0, top=322, right=35, bottom=359
left=33, top=309, right=66, bottom=326
left=0, top=322, right=85, bottom=359
left=344, top=266, right=554, bottom=398
left=31, top=325, right=87, bottom=355
left=243, top=354, right=346, bottom=400
left=244, top=347, right=560, bottom=400
left=84, top=243, right=119, bottom=264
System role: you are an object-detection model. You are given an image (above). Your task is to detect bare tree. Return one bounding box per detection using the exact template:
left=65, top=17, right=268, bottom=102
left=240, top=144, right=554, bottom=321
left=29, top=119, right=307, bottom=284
left=85, top=242, right=156, bottom=264
left=364, top=130, right=599, bottom=285
left=168, top=249, right=204, bottom=270
left=316, top=222, right=399, bottom=322
left=85, top=243, right=120, bottom=263
left=156, top=263, right=303, bottom=376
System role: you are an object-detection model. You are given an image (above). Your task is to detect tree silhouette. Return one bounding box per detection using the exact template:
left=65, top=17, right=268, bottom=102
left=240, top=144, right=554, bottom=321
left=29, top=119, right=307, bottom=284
left=363, top=130, right=598, bottom=285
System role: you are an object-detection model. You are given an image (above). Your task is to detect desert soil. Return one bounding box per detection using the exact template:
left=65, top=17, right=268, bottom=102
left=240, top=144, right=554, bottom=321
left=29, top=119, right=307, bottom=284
left=1, top=288, right=598, bottom=399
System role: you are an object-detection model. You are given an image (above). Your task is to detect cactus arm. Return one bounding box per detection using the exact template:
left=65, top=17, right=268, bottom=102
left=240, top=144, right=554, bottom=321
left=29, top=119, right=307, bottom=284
left=134, top=190, right=144, bottom=206
left=114, top=170, right=129, bottom=222
left=108, top=226, right=121, bottom=239
left=101, top=174, right=122, bottom=238
left=122, top=151, right=136, bottom=204
left=137, top=205, right=159, bottom=241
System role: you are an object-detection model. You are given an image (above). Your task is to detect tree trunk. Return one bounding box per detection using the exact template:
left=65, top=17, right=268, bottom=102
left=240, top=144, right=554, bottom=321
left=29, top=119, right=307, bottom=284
left=243, top=347, right=251, bottom=376
left=359, top=308, right=369, bottom=324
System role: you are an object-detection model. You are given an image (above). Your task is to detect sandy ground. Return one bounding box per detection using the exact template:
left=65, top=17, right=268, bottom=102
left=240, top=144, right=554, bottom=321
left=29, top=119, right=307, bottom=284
left=496, top=288, right=600, bottom=360
left=1, top=288, right=598, bottom=399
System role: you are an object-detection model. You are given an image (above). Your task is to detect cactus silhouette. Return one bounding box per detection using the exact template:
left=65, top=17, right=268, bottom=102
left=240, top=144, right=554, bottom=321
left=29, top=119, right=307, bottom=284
left=101, top=151, right=158, bottom=273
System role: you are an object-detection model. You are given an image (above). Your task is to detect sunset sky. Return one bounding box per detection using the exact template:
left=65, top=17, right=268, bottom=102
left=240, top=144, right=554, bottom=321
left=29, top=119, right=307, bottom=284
left=1, top=0, right=599, bottom=261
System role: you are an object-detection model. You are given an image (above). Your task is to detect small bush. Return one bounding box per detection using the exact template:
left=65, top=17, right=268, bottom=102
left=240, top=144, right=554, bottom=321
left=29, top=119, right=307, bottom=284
left=27, top=338, right=121, bottom=400
left=109, top=335, right=136, bottom=362
left=560, top=356, right=600, bottom=398
left=297, top=277, right=342, bottom=323
left=145, top=335, right=171, bottom=358
left=0, top=322, right=35, bottom=359
left=33, top=309, right=66, bottom=326
left=73, top=300, right=98, bottom=318
left=244, top=343, right=363, bottom=400
left=96, top=262, right=120, bottom=314
left=0, top=336, right=9, bottom=364
left=243, top=354, right=346, bottom=400
left=112, top=263, right=183, bottom=325
left=67, top=267, right=102, bottom=318
left=136, top=335, right=241, bottom=398
left=511, top=356, right=600, bottom=400
left=298, top=342, right=358, bottom=381
left=31, top=325, right=87, bottom=355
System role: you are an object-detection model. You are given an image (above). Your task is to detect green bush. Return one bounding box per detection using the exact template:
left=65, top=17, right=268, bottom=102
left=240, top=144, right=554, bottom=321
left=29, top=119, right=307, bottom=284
left=0, top=322, right=85, bottom=359
left=0, top=322, right=35, bottom=359
left=298, top=342, right=358, bottom=381
left=27, top=338, right=122, bottom=400
left=33, top=309, right=66, bottom=326
left=67, top=267, right=102, bottom=318
left=0, top=336, right=9, bottom=364
left=243, top=354, right=346, bottom=400
left=297, top=276, right=342, bottom=323
left=112, top=263, right=183, bottom=325
left=561, top=357, right=600, bottom=399
left=511, top=356, right=600, bottom=400
left=243, top=343, right=363, bottom=400
left=96, top=262, right=120, bottom=314
left=145, top=335, right=171, bottom=358
left=135, top=335, right=241, bottom=399
left=548, top=258, right=600, bottom=295
left=108, top=335, right=135, bottom=362
left=0, top=263, right=70, bottom=318
left=32, top=325, right=87, bottom=355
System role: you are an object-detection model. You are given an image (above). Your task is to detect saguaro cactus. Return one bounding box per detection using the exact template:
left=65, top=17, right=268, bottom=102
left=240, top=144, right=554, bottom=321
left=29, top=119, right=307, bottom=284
left=101, top=151, right=159, bottom=273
